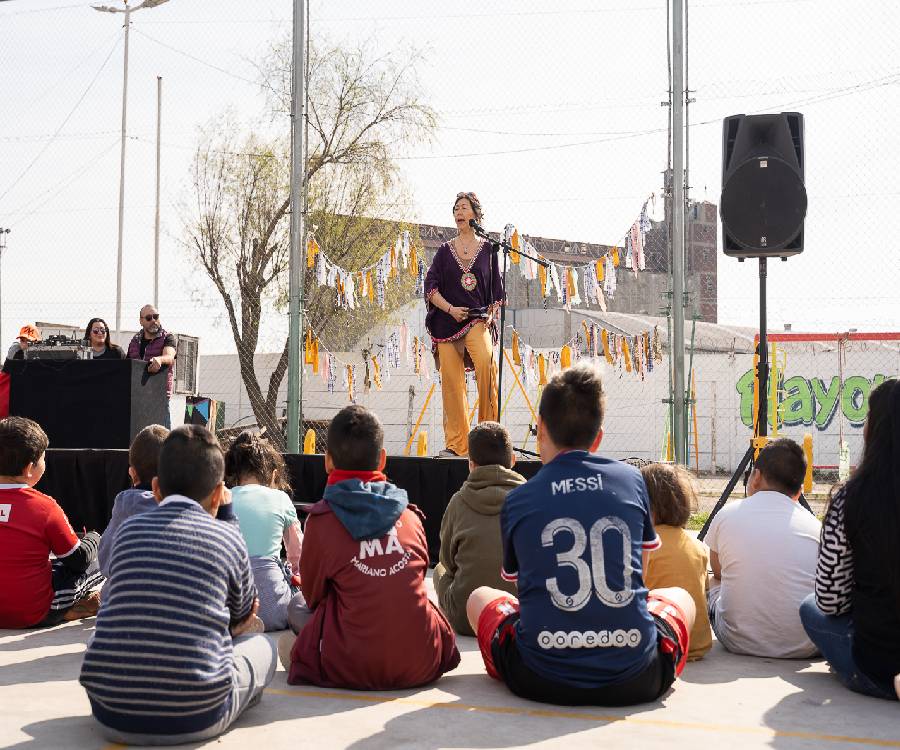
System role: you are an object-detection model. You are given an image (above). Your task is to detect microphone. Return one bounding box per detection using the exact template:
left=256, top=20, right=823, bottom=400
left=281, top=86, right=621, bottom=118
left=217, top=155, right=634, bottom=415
left=468, top=218, right=489, bottom=237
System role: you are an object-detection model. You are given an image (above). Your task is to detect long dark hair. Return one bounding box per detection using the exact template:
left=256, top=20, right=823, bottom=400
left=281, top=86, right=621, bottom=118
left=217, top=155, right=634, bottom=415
left=224, top=431, right=292, bottom=493
left=84, top=317, right=119, bottom=353
left=843, top=378, right=900, bottom=607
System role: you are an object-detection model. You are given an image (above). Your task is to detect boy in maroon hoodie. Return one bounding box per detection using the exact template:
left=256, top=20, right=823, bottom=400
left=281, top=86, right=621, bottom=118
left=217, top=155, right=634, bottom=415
left=278, top=405, right=459, bottom=690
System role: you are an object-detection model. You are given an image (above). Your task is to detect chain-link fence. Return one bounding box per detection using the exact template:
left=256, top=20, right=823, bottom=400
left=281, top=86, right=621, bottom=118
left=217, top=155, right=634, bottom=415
left=0, top=0, right=897, bottom=471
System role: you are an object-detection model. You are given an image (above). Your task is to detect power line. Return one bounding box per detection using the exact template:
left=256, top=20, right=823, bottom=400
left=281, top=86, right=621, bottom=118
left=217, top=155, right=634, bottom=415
left=0, top=3, right=87, bottom=17
left=130, top=27, right=260, bottom=86
left=0, top=130, right=119, bottom=143
left=5, top=139, right=120, bottom=226
left=5, top=28, right=122, bottom=119
left=396, top=126, right=668, bottom=160
left=0, top=33, right=120, bottom=205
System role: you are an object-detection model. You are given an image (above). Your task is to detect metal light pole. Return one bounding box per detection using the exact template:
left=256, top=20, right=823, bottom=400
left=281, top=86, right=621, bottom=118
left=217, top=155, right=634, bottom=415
left=0, top=228, right=9, bottom=346
left=286, top=0, right=308, bottom=453
left=671, top=0, right=687, bottom=464
left=92, top=1, right=170, bottom=333
left=154, top=75, right=162, bottom=308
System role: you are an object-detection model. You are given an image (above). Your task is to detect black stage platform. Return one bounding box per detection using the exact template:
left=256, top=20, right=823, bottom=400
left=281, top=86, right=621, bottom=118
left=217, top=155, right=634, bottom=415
left=38, top=450, right=543, bottom=561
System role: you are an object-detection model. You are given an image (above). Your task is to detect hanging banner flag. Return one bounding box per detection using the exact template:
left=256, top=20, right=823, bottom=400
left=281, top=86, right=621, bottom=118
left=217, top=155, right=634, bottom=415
left=307, top=237, right=320, bottom=268
left=372, top=356, right=382, bottom=390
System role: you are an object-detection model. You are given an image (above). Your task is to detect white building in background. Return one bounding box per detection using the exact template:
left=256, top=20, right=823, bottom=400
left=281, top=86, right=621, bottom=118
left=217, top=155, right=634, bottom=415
left=198, top=303, right=898, bottom=473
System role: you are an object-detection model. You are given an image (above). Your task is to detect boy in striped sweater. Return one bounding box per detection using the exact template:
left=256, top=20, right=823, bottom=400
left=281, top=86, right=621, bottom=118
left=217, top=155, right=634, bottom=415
left=80, top=425, right=275, bottom=745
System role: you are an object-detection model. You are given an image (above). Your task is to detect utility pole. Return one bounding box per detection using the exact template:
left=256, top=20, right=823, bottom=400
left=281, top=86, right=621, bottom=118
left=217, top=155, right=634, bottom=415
left=671, top=0, right=687, bottom=464
left=114, top=2, right=131, bottom=334
left=92, top=0, right=171, bottom=333
left=154, top=75, right=162, bottom=308
left=286, top=0, right=307, bottom=453
left=0, top=228, right=9, bottom=346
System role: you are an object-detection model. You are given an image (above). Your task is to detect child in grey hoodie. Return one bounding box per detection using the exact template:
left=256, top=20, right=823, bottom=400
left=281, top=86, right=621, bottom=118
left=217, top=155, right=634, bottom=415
left=433, top=422, right=525, bottom=635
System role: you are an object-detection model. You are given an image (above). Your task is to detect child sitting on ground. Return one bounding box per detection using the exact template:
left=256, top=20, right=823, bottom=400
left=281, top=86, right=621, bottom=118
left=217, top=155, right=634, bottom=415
left=80, top=426, right=274, bottom=746
left=467, top=365, right=696, bottom=706
left=0, top=416, right=104, bottom=628
left=279, top=404, right=460, bottom=690
left=640, top=463, right=712, bottom=660
left=98, top=423, right=169, bottom=577
left=226, top=431, right=305, bottom=631
left=433, top=421, right=525, bottom=635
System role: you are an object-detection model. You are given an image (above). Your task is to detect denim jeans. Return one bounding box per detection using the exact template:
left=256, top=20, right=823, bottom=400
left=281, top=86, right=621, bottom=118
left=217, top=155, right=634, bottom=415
left=798, top=593, right=896, bottom=700
left=93, top=634, right=278, bottom=745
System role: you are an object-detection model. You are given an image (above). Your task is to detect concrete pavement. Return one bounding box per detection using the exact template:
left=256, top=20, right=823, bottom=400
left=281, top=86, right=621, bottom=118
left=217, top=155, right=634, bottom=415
left=2, top=614, right=898, bottom=750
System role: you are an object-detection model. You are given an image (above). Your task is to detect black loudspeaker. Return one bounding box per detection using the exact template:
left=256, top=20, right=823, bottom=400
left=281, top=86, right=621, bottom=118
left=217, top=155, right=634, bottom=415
left=720, top=112, right=806, bottom=258
left=7, top=359, right=169, bottom=448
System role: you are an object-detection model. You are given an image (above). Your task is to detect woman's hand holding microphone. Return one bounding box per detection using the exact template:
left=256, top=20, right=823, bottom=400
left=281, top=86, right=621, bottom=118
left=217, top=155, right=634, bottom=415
left=447, top=305, right=469, bottom=323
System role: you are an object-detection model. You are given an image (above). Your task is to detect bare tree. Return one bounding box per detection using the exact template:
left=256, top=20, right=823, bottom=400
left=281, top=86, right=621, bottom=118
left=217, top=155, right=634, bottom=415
left=184, top=39, right=435, bottom=447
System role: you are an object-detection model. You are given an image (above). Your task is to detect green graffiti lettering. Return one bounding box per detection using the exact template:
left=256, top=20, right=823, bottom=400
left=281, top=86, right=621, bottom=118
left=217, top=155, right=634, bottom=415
left=781, top=376, right=814, bottom=427
left=811, top=377, right=841, bottom=430
left=736, top=372, right=890, bottom=432
left=736, top=369, right=756, bottom=428
left=841, top=376, right=871, bottom=425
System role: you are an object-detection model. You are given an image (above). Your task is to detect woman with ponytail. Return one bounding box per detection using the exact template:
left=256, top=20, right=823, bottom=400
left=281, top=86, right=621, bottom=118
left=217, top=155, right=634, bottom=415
left=800, top=378, right=900, bottom=699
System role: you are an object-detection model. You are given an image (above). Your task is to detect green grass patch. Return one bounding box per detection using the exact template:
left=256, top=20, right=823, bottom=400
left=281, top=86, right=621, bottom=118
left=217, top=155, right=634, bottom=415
left=687, top=512, right=710, bottom=531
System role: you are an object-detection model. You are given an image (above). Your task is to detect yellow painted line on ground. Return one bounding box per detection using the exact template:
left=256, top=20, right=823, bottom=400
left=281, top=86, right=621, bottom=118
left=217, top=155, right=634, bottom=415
left=265, top=687, right=900, bottom=747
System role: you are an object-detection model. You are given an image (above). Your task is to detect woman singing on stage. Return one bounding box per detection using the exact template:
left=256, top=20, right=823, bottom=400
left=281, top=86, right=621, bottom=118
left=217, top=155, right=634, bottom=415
left=425, top=191, right=504, bottom=457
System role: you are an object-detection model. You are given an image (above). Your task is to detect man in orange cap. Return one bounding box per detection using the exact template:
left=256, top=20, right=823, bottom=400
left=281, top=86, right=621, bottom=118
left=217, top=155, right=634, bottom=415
left=6, top=324, right=41, bottom=362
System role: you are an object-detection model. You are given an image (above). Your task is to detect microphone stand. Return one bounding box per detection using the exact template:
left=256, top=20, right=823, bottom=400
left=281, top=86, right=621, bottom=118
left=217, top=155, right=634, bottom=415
left=470, top=223, right=550, bottom=426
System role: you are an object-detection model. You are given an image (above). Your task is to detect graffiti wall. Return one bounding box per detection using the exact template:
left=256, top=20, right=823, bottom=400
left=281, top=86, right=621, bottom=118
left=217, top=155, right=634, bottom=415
left=706, top=337, right=899, bottom=470
left=736, top=370, right=892, bottom=431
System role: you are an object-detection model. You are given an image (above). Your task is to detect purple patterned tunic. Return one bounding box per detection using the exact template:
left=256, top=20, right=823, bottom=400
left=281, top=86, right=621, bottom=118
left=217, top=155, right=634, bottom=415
left=424, top=240, right=504, bottom=354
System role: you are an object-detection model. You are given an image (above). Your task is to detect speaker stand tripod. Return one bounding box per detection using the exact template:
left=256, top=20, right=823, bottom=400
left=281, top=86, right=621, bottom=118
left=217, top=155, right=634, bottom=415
left=698, top=258, right=812, bottom=541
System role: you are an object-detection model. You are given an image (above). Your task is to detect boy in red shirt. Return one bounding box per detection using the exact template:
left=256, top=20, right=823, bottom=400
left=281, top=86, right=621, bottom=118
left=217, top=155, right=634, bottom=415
left=278, top=405, right=460, bottom=690
left=0, top=417, right=103, bottom=627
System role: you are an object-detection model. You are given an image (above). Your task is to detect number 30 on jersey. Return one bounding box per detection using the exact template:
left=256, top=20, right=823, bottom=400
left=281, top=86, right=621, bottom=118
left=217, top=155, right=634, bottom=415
left=541, top=516, right=634, bottom=612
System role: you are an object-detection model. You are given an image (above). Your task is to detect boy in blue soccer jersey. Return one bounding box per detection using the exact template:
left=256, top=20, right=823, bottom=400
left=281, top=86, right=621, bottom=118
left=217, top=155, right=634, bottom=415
left=467, top=364, right=696, bottom=705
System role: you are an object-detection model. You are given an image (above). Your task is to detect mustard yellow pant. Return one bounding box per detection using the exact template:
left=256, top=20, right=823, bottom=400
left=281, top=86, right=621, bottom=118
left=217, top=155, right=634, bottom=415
left=437, top=322, right=498, bottom=456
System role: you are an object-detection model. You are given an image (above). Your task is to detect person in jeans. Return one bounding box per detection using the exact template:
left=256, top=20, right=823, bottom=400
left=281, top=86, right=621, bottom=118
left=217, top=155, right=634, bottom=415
left=226, top=431, right=305, bottom=631
left=800, top=379, right=900, bottom=700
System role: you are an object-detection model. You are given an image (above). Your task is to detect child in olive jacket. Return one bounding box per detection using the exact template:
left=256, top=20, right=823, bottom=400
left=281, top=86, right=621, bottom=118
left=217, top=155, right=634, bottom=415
left=434, top=422, right=525, bottom=635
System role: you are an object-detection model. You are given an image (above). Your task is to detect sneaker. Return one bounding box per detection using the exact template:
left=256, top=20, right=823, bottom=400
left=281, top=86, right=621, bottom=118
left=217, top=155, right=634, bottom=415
left=64, top=591, right=101, bottom=621
left=436, top=448, right=458, bottom=458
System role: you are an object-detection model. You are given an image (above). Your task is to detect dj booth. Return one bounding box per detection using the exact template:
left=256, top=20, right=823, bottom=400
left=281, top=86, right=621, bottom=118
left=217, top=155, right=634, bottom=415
left=6, top=359, right=169, bottom=449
